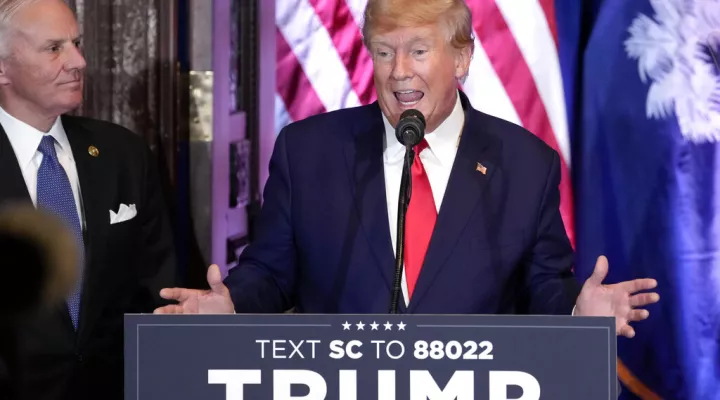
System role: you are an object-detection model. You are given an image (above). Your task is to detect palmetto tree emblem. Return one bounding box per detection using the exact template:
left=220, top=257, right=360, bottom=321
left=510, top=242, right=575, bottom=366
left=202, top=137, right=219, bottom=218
left=624, top=0, right=720, bottom=143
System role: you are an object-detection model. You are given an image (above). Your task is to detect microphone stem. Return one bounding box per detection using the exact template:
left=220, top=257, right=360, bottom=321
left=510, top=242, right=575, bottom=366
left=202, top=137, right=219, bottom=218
left=390, top=147, right=414, bottom=314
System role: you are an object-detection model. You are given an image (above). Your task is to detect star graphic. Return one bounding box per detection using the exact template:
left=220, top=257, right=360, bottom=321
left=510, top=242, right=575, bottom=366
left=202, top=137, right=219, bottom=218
left=356, top=322, right=365, bottom=330
left=397, top=322, right=406, bottom=331
left=342, top=321, right=351, bottom=330
left=370, top=321, right=379, bottom=330
left=384, top=321, right=393, bottom=331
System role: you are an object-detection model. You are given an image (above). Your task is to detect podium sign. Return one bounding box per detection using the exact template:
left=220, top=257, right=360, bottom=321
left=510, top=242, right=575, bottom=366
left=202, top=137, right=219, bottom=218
left=125, top=314, right=616, bottom=399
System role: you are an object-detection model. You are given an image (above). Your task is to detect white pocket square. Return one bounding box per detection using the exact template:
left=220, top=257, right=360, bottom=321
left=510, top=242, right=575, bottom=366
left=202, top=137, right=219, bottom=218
left=109, top=203, right=137, bottom=224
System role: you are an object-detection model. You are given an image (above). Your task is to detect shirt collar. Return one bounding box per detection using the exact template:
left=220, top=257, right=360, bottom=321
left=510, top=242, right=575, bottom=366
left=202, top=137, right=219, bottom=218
left=383, top=90, right=465, bottom=167
left=0, top=106, right=69, bottom=169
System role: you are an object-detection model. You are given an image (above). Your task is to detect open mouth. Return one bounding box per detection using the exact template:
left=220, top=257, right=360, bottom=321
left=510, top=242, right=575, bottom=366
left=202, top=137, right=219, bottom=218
left=394, top=90, right=424, bottom=106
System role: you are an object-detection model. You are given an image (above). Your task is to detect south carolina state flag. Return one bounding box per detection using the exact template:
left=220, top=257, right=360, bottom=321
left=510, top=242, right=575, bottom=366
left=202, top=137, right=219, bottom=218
left=563, top=0, right=720, bottom=398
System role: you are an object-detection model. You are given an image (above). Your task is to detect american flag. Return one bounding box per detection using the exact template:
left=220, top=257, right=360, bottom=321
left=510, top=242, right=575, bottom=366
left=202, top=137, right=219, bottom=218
left=275, top=0, right=574, bottom=244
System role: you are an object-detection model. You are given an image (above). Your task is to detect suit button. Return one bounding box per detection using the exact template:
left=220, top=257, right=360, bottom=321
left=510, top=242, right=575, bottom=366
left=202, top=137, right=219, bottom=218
left=76, top=354, right=83, bottom=363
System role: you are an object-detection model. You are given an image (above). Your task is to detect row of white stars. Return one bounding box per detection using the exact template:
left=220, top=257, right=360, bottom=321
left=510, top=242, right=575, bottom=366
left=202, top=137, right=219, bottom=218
left=342, top=321, right=406, bottom=331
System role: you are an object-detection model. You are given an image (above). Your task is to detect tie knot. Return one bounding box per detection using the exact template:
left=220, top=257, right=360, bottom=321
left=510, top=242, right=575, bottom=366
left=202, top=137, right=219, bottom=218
left=38, top=135, right=58, bottom=159
left=414, top=139, right=429, bottom=154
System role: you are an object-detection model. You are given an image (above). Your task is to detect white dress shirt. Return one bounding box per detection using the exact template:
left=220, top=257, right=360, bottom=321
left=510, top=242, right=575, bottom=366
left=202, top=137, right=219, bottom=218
left=383, top=91, right=465, bottom=306
left=0, top=106, right=85, bottom=228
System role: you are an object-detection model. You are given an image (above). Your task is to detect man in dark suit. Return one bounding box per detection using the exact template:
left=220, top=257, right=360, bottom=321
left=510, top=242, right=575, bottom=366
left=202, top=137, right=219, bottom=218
left=156, top=0, right=659, bottom=337
left=0, top=0, right=176, bottom=399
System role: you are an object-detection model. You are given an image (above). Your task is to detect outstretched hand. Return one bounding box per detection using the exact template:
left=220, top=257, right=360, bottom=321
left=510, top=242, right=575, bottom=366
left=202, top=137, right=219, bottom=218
left=575, top=256, right=660, bottom=338
left=153, top=264, right=235, bottom=314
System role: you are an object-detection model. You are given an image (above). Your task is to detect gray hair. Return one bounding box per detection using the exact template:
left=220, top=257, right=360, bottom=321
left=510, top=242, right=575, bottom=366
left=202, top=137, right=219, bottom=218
left=0, top=0, right=41, bottom=58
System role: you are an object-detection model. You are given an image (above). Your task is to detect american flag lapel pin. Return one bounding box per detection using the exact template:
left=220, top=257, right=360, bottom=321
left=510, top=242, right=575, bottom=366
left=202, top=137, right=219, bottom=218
left=476, top=162, right=487, bottom=175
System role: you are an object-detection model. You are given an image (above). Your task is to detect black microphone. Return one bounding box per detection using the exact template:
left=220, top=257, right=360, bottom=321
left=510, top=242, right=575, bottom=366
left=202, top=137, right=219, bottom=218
left=389, top=109, right=426, bottom=314
left=709, top=31, right=720, bottom=70
left=395, top=109, right=425, bottom=148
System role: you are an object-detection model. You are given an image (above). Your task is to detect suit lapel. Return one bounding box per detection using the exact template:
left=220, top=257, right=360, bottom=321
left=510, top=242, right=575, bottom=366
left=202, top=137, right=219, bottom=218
left=343, top=104, right=403, bottom=310
left=0, top=126, right=32, bottom=206
left=62, top=116, right=116, bottom=345
left=0, top=124, right=77, bottom=330
left=408, top=97, right=501, bottom=312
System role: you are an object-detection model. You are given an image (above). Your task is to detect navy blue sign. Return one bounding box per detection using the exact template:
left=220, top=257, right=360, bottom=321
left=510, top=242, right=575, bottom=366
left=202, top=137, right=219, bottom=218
left=125, top=314, right=616, bottom=399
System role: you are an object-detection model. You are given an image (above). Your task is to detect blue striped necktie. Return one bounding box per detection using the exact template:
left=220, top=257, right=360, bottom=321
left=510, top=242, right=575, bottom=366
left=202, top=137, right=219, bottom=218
left=36, top=135, right=84, bottom=329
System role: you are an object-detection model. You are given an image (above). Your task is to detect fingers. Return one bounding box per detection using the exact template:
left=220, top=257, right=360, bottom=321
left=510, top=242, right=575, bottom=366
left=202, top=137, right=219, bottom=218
left=153, top=305, right=186, bottom=314
left=587, top=255, right=609, bottom=285
left=618, top=325, right=635, bottom=338
left=630, top=292, right=660, bottom=307
left=616, top=309, right=651, bottom=338
left=626, top=308, right=650, bottom=322
left=622, top=278, right=658, bottom=294
left=207, top=264, right=229, bottom=295
left=159, top=287, right=191, bottom=302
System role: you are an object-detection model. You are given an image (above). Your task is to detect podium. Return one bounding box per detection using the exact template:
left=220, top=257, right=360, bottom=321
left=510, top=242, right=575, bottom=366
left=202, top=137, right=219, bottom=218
left=125, top=314, right=617, bottom=399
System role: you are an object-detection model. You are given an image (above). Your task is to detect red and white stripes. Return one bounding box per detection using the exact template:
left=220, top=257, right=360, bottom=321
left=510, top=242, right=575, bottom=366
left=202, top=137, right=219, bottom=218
left=275, top=0, right=574, bottom=243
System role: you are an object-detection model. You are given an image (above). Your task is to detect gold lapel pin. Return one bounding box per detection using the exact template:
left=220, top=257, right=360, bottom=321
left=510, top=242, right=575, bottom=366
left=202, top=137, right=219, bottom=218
left=88, top=146, right=99, bottom=157
left=476, top=162, right=487, bottom=175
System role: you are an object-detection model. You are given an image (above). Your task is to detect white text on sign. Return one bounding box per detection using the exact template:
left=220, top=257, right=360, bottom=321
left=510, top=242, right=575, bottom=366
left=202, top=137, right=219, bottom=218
left=208, top=369, right=540, bottom=400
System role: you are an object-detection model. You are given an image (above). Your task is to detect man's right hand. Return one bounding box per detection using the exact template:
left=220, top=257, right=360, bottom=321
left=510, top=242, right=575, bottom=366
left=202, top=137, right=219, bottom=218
left=153, top=264, right=235, bottom=314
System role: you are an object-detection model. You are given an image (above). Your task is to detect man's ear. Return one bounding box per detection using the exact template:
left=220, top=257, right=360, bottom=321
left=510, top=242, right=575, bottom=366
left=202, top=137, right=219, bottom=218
left=454, top=45, right=472, bottom=80
left=0, top=59, right=11, bottom=86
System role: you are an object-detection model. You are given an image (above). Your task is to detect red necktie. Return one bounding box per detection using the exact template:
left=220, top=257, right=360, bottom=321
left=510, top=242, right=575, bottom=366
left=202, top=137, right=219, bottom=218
left=404, top=139, right=437, bottom=299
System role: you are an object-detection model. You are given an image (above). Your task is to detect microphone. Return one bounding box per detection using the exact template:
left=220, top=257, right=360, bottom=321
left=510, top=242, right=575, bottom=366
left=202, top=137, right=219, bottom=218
left=709, top=31, right=720, bottom=70
left=389, top=109, right=426, bottom=314
left=395, top=109, right=425, bottom=148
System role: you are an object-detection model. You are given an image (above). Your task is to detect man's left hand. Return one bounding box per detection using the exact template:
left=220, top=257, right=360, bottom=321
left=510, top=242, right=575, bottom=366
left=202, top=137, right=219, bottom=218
left=575, top=255, right=660, bottom=338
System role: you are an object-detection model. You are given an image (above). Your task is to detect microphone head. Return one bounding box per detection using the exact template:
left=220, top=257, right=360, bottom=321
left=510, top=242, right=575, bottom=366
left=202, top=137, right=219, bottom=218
left=395, top=109, right=426, bottom=147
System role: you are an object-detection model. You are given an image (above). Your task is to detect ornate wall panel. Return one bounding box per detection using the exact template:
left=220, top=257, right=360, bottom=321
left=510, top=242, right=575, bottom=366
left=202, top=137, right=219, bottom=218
left=65, top=0, right=179, bottom=180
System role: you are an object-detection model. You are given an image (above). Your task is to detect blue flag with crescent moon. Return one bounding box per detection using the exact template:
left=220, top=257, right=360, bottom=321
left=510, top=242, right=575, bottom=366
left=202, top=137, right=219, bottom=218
left=557, top=0, right=720, bottom=398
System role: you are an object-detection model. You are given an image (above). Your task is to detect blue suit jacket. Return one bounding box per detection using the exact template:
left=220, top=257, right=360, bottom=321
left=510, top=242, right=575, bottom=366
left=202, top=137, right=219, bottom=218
left=226, top=92, right=580, bottom=315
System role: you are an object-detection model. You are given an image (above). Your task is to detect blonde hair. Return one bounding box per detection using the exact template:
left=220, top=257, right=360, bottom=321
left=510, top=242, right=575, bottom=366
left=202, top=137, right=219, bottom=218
left=362, top=0, right=475, bottom=53
left=0, top=0, right=41, bottom=58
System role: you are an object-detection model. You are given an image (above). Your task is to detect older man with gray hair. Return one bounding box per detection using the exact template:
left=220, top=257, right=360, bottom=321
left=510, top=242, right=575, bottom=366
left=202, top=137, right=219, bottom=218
left=0, top=0, right=177, bottom=399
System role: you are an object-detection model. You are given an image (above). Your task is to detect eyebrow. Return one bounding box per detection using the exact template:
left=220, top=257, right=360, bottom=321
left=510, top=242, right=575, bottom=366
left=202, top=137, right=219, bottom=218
left=41, top=35, right=82, bottom=47
left=370, top=36, right=432, bottom=48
